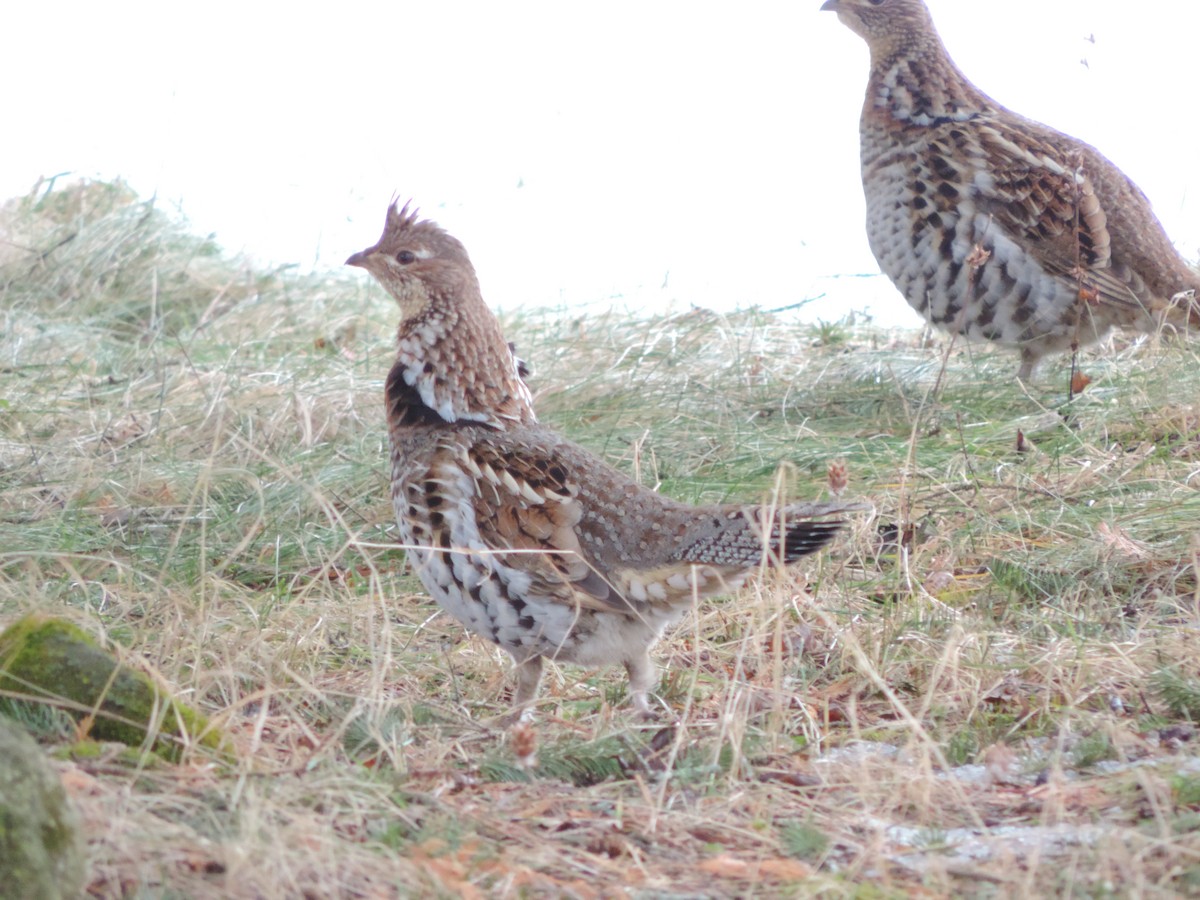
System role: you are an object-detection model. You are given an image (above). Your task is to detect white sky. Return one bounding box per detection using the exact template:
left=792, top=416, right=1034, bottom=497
left=4, top=1, right=1198, bottom=327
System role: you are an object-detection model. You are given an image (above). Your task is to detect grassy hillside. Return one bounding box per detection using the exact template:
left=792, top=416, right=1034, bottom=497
left=3, top=179, right=1200, bottom=897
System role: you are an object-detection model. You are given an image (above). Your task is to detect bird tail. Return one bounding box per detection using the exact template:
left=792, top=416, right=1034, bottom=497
left=677, top=500, right=865, bottom=568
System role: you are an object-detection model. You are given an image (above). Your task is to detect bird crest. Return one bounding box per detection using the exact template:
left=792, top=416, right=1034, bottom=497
left=383, top=198, right=426, bottom=240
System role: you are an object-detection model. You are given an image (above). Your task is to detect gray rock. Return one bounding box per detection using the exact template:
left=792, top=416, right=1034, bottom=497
left=0, top=716, right=86, bottom=899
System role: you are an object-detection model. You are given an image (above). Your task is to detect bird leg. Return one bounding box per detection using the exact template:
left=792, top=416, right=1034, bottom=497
left=1016, top=348, right=1039, bottom=382
left=624, top=654, right=658, bottom=719
left=512, top=655, right=544, bottom=707
left=494, top=655, right=543, bottom=727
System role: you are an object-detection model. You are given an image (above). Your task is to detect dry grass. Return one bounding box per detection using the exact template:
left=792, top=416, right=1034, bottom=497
left=3, top=179, right=1200, bottom=897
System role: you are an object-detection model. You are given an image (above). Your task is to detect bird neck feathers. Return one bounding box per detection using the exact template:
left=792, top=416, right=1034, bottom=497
left=388, top=301, right=536, bottom=432
left=868, top=35, right=992, bottom=128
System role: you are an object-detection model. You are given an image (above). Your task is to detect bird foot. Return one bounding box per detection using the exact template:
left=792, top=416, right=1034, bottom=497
left=490, top=705, right=535, bottom=730
left=631, top=692, right=665, bottom=722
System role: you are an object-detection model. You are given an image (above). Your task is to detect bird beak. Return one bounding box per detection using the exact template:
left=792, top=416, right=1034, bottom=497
left=820, top=0, right=839, bottom=10
left=345, top=250, right=369, bottom=268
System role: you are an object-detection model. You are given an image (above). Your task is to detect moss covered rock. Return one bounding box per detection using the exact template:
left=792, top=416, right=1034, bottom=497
left=0, top=716, right=86, bottom=898
left=0, top=614, right=226, bottom=761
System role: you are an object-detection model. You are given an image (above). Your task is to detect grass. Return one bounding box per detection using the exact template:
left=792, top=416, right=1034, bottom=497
left=3, top=177, right=1200, bottom=896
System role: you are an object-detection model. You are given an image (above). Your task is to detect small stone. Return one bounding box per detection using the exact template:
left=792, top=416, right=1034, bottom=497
left=0, top=614, right=227, bottom=761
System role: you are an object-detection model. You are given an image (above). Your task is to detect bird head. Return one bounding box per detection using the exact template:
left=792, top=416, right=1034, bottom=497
left=345, top=200, right=478, bottom=321
left=347, top=200, right=537, bottom=429
left=820, top=0, right=936, bottom=47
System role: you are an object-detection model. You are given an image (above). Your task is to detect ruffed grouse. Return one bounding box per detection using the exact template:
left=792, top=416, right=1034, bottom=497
left=347, top=201, right=853, bottom=720
left=823, top=0, right=1200, bottom=379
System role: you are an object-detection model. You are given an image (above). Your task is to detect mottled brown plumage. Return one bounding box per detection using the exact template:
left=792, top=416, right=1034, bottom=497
left=823, top=0, right=1200, bottom=378
left=345, top=203, right=535, bottom=429
left=347, top=201, right=854, bottom=720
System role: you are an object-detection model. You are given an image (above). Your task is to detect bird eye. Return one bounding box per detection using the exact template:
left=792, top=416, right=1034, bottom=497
left=868, top=0, right=887, bottom=5
left=396, top=250, right=417, bottom=264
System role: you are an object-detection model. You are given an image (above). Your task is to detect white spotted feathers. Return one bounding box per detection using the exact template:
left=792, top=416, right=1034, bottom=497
left=346, top=201, right=855, bottom=720
left=823, top=0, right=1200, bottom=379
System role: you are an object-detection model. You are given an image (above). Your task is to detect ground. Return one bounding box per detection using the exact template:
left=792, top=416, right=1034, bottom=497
left=2, top=180, right=1200, bottom=897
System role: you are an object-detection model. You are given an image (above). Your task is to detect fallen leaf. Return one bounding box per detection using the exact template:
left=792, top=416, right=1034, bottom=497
left=826, top=459, right=849, bottom=496
left=509, top=723, right=538, bottom=770
left=699, top=854, right=813, bottom=881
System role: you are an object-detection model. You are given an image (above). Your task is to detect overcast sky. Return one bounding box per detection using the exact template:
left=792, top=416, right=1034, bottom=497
left=5, top=1, right=1197, bottom=327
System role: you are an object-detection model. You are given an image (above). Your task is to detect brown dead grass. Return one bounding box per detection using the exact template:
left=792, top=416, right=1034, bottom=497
left=3, top=180, right=1200, bottom=897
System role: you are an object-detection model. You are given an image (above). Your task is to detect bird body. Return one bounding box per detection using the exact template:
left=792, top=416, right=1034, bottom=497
left=823, top=0, right=1200, bottom=378
left=348, top=202, right=850, bottom=719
